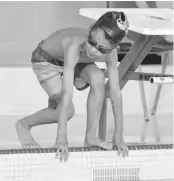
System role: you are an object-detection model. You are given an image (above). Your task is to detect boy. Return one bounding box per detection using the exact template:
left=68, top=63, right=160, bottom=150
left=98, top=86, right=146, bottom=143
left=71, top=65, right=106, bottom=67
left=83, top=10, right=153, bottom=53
left=16, top=11, right=129, bottom=162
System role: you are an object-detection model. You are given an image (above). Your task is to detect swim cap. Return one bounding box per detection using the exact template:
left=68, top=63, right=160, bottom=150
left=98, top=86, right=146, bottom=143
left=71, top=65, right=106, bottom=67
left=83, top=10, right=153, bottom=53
left=91, top=11, right=129, bottom=45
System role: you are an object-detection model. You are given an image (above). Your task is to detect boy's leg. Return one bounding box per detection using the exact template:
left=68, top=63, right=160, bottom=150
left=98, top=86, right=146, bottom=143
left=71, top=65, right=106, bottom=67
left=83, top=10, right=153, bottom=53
left=16, top=63, right=75, bottom=149
left=75, top=63, right=112, bottom=149
left=15, top=103, right=74, bottom=149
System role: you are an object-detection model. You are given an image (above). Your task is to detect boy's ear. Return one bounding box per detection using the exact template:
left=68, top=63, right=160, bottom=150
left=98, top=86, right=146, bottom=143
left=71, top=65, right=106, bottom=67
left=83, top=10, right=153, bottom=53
left=120, top=12, right=126, bottom=21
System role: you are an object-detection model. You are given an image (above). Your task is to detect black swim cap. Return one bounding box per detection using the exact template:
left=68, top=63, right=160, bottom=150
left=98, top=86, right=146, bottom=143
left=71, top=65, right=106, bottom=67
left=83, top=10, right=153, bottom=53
left=91, top=11, right=129, bottom=45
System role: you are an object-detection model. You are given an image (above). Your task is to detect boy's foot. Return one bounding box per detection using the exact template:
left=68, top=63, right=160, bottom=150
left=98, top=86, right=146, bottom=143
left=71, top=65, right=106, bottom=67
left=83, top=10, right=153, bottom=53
left=15, top=120, right=40, bottom=149
left=84, top=134, right=113, bottom=150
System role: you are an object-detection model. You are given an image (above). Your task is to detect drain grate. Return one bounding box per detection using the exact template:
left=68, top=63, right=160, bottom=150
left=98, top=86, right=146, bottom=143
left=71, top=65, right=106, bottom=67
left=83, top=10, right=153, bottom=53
left=93, top=168, right=140, bottom=181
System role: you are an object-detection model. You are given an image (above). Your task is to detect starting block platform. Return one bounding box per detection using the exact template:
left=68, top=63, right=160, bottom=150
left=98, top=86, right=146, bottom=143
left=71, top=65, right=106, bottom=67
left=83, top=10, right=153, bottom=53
left=79, top=8, right=174, bottom=143
left=0, top=144, right=174, bottom=181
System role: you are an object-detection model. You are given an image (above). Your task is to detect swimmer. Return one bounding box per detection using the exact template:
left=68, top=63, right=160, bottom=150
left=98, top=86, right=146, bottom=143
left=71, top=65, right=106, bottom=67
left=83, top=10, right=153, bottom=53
left=15, top=11, right=129, bottom=162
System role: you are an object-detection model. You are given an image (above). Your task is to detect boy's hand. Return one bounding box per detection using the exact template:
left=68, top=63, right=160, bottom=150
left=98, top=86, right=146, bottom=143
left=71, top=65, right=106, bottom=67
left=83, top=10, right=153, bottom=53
left=53, top=135, right=68, bottom=163
left=113, top=134, right=129, bottom=158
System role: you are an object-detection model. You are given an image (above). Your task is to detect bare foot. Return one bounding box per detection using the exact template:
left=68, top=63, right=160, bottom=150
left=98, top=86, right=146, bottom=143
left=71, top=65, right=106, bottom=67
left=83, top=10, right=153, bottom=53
left=84, top=133, right=113, bottom=150
left=15, top=120, right=40, bottom=149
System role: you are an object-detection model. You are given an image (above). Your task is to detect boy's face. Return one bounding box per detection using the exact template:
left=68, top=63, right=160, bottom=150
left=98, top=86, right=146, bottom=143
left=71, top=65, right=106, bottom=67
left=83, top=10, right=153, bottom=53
left=85, top=28, right=114, bottom=58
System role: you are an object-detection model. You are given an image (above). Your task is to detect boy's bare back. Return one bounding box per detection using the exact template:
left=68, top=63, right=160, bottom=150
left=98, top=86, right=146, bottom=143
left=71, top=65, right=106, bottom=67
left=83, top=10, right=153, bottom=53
left=41, top=28, right=89, bottom=62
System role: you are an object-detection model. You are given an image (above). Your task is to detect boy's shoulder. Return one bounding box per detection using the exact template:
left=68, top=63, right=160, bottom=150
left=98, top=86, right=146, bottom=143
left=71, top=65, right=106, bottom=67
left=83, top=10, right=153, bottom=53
left=61, top=32, right=87, bottom=50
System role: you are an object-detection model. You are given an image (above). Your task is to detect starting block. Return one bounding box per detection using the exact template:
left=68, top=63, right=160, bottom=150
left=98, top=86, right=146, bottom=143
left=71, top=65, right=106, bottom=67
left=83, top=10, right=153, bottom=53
left=79, top=8, right=174, bottom=143
left=0, top=144, right=173, bottom=181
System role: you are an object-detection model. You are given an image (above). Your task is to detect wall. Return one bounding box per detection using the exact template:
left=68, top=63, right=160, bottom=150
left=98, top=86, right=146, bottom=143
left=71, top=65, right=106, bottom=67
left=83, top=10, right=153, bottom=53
left=0, top=1, right=105, bottom=66
left=0, top=1, right=173, bottom=116
left=109, top=1, right=173, bottom=8
left=0, top=65, right=173, bottom=115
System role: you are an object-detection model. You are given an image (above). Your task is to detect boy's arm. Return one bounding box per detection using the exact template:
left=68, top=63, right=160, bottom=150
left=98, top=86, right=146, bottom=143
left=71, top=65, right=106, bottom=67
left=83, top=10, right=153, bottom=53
left=106, top=50, right=123, bottom=136
left=57, top=36, right=85, bottom=136
left=57, top=52, right=75, bottom=135
left=106, top=50, right=128, bottom=157
left=55, top=38, right=81, bottom=162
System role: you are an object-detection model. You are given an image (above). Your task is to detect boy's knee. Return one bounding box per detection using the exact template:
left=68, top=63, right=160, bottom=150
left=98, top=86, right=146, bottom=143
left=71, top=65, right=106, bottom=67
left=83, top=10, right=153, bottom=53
left=48, top=94, right=75, bottom=119
left=48, top=93, right=61, bottom=110
left=90, top=71, right=105, bottom=89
